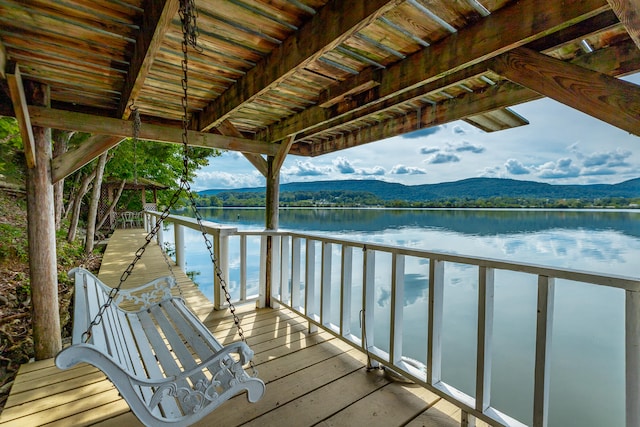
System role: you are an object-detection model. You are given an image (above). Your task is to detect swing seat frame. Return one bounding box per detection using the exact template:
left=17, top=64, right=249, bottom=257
left=56, top=267, right=265, bottom=427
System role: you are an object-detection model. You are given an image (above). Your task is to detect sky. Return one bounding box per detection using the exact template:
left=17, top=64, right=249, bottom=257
left=192, top=73, right=640, bottom=191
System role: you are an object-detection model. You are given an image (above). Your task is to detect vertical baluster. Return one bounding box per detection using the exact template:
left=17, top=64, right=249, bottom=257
left=280, top=235, right=291, bottom=306
left=341, top=246, right=353, bottom=338
left=476, top=267, right=494, bottom=413
left=363, top=249, right=376, bottom=360
left=321, top=242, right=332, bottom=328
left=257, top=235, right=267, bottom=308
left=240, top=235, right=247, bottom=301
left=428, top=259, right=444, bottom=385
left=626, top=290, right=640, bottom=427
left=390, top=253, right=405, bottom=365
left=306, top=239, right=317, bottom=332
left=533, top=275, right=555, bottom=427
left=271, top=235, right=281, bottom=308
left=157, top=218, right=164, bottom=247
left=291, top=237, right=301, bottom=310
left=173, top=223, right=185, bottom=271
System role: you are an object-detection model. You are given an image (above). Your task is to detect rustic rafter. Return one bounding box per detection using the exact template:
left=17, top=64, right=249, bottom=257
left=217, top=120, right=268, bottom=177
left=261, top=0, right=611, bottom=144
left=52, top=135, right=122, bottom=183
left=491, top=47, right=640, bottom=135
left=0, top=38, right=6, bottom=80
left=28, top=106, right=279, bottom=155
left=117, top=0, right=179, bottom=119
left=196, top=0, right=405, bottom=131
left=607, top=0, right=640, bottom=50
left=271, top=134, right=296, bottom=179
left=6, top=62, right=36, bottom=168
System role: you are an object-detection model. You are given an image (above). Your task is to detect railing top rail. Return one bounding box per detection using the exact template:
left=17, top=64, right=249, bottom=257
left=146, top=211, right=640, bottom=291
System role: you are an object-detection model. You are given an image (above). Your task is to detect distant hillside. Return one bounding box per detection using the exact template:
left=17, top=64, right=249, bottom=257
left=200, top=177, right=640, bottom=201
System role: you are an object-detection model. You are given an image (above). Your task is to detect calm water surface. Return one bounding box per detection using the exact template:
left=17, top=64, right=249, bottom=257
left=167, top=208, right=639, bottom=427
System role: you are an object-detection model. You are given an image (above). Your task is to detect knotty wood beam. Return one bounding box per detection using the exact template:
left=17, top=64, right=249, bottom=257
left=271, top=135, right=296, bottom=179
left=217, top=120, right=268, bottom=177
left=52, top=135, right=122, bottom=183
left=299, top=40, right=640, bottom=156
left=0, top=37, right=6, bottom=79
left=490, top=47, right=640, bottom=135
left=28, top=106, right=279, bottom=155
left=6, top=62, right=36, bottom=168
left=195, top=0, right=404, bottom=131
left=607, top=0, right=640, bottom=50
left=263, top=0, right=610, bottom=144
left=117, top=0, right=179, bottom=119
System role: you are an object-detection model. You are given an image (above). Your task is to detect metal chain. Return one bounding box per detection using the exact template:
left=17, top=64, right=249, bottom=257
left=132, top=105, right=140, bottom=185
left=178, top=0, right=256, bottom=376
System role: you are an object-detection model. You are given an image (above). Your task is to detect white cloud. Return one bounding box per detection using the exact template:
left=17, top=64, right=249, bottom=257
left=284, top=160, right=332, bottom=177
left=420, top=146, right=440, bottom=155
left=333, top=157, right=356, bottom=174
left=505, top=159, right=531, bottom=175
left=427, top=153, right=461, bottom=164
left=391, top=164, right=427, bottom=175
left=452, top=140, right=485, bottom=154
left=194, top=170, right=264, bottom=189
left=537, top=158, right=581, bottom=179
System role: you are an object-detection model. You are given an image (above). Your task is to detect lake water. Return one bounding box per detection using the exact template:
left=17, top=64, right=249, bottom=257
left=165, top=208, right=640, bottom=427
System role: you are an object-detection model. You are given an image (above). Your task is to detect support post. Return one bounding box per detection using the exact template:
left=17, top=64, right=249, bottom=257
left=626, top=290, right=640, bottom=427
left=174, top=223, right=185, bottom=271
left=264, top=155, right=280, bottom=308
left=533, top=276, right=555, bottom=427
left=24, top=80, right=61, bottom=359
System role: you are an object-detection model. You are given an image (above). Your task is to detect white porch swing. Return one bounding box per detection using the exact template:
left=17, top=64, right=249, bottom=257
left=54, top=1, right=265, bottom=425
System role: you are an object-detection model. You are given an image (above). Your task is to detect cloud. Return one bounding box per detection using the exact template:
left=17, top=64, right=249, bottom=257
left=333, top=157, right=355, bottom=174
left=194, top=171, right=264, bottom=190
left=428, top=153, right=461, bottom=164
left=479, top=166, right=503, bottom=178
left=537, top=158, right=580, bottom=179
left=453, top=141, right=485, bottom=154
left=284, top=160, right=331, bottom=177
left=505, top=159, right=531, bottom=175
left=402, top=126, right=443, bottom=139
left=452, top=125, right=466, bottom=135
left=582, top=149, right=631, bottom=168
left=391, top=164, right=427, bottom=175
left=358, top=166, right=386, bottom=176
left=420, top=146, right=440, bottom=155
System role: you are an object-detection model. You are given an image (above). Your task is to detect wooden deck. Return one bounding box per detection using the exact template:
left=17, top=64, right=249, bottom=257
left=0, top=229, right=477, bottom=427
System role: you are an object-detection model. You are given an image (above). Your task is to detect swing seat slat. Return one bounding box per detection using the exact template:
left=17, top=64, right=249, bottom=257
left=55, top=267, right=265, bottom=427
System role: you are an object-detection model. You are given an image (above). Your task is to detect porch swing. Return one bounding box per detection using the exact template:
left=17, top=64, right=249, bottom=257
left=54, top=1, right=265, bottom=425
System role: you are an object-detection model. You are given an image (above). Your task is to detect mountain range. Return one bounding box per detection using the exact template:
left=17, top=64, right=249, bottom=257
left=199, top=177, right=640, bottom=201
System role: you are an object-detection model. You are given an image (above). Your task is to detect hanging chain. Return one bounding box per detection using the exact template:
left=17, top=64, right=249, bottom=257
left=178, top=0, right=256, bottom=376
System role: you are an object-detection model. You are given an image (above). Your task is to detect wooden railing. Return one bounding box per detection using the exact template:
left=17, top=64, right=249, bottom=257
left=146, top=211, right=640, bottom=427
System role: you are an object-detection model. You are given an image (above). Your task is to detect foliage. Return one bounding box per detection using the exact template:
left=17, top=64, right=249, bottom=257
left=105, top=139, right=217, bottom=209
left=0, top=117, right=26, bottom=186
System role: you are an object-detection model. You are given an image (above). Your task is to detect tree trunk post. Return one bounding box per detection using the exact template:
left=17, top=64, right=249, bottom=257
left=52, top=130, right=71, bottom=230
left=85, top=152, right=108, bottom=254
left=25, top=80, right=61, bottom=359
left=263, top=156, right=280, bottom=308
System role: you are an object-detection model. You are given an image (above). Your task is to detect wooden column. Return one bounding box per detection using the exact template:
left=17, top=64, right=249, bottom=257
left=25, top=81, right=61, bottom=359
left=263, top=156, right=280, bottom=308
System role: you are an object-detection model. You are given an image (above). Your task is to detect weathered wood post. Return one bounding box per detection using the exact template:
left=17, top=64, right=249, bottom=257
left=25, top=80, right=62, bottom=359
left=264, top=155, right=280, bottom=308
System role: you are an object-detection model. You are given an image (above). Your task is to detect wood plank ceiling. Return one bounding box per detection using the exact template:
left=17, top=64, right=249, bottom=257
left=0, top=0, right=639, bottom=180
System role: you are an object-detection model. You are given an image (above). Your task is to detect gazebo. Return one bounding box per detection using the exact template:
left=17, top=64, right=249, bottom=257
left=0, top=1, right=639, bottom=425
left=100, top=177, right=168, bottom=229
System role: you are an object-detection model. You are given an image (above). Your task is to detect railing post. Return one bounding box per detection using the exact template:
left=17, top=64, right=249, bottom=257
left=306, top=239, right=317, bottom=332
left=156, top=218, right=164, bottom=247
left=291, top=237, right=301, bottom=311
left=280, top=235, right=291, bottom=306
left=341, top=246, right=353, bottom=338
left=321, top=242, right=332, bottom=328
left=363, top=248, right=376, bottom=365
left=428, top=259, right=444, bottom=385
left=212, top=229, right=230, bottom=310
left=533, top=275, right=555, bottom=427
left=257, top=235, right=267, bottom=308
left=240, top=235, right=247, bottom=301
left=476, top=266, right=494, bottom=413
left=390, top=253, right=405, bottom=365
left=270, top=235, right=281, bottom=308
left=174, top=223, right=185, bottom=271
left=626, top=290, right=640, bottom=427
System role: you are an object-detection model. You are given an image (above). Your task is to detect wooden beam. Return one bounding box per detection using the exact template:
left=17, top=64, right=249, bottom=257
left=262, top=0, right=610, bottom=143
left=607, top=0, right=640, bottom=50
left=28, top=106, right=279, bottom=156
left=217, top=120, right=268, bottom=177
left=196, top=0, right=405, bottom=131
left=52, top=134, right=122, bottom=183
left=6, top=62, right=36, bottom=168
left=117, top=0, right=179, bottom=119
left=271, top=135, right=296, bottom=179
left=490, top=47, right=640, bottom=135
left=288, top=36, right=640, bottom=156
left=0, top=37, right=6, bottom=79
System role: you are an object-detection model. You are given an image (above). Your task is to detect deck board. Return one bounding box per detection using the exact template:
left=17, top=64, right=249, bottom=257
left=0, top=229, right=469, bottom=427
